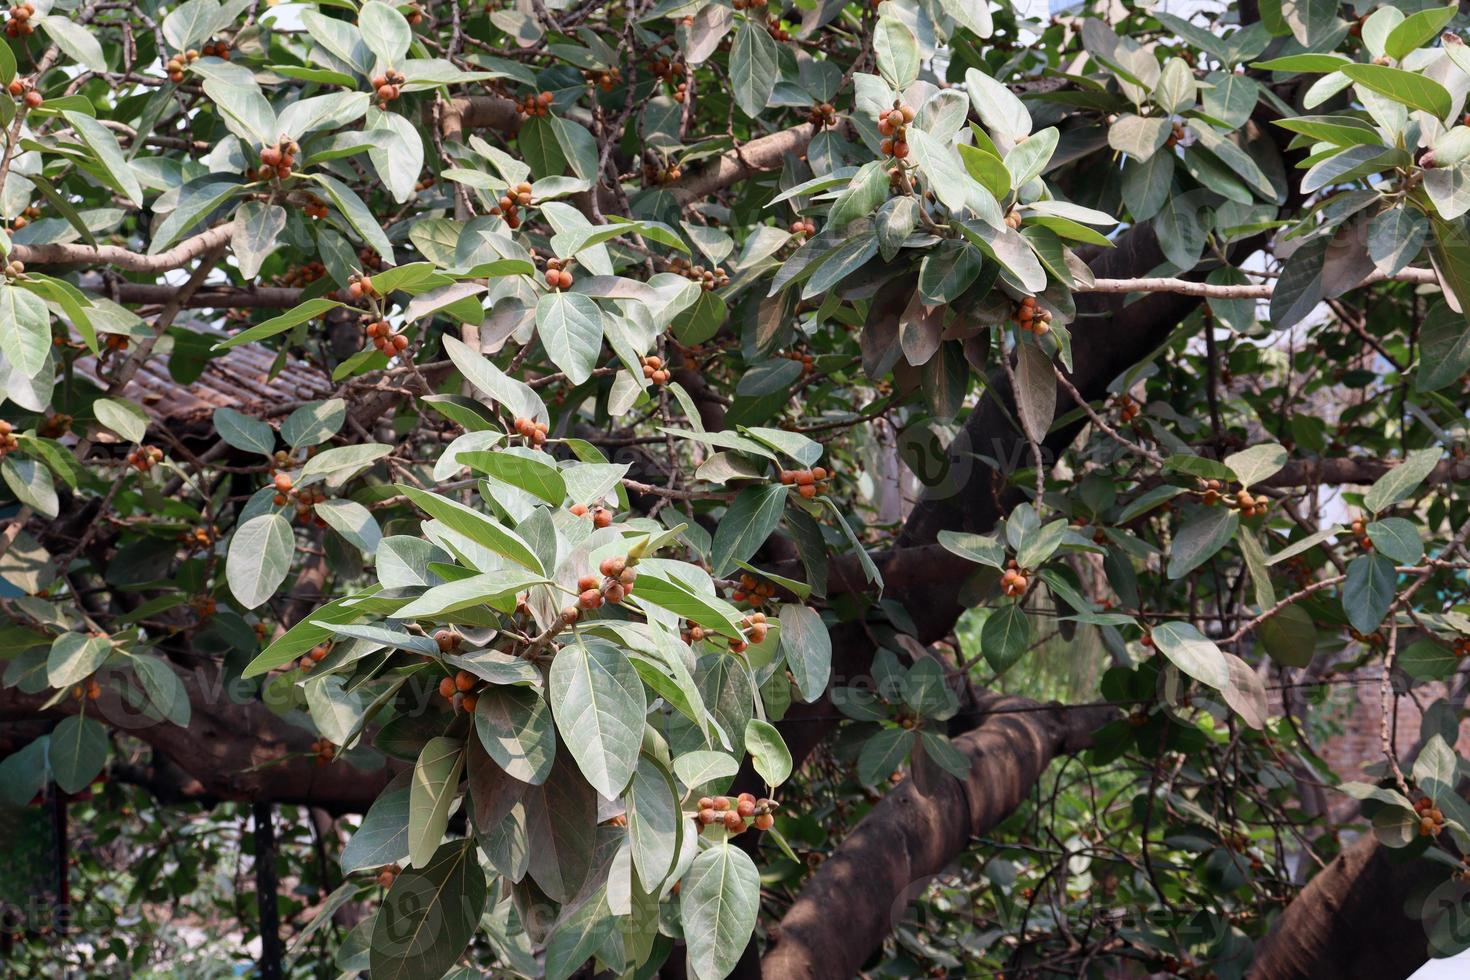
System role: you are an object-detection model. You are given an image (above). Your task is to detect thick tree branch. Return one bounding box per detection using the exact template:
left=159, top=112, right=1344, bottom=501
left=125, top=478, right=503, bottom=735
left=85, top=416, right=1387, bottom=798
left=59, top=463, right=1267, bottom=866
left=0, top=661, right=402, bottom=813
left=13, top=224, right=233, bottom=274
left=759, top=696, right=1116, bottom=980
left=1248, top=834, right=1432, bottom=980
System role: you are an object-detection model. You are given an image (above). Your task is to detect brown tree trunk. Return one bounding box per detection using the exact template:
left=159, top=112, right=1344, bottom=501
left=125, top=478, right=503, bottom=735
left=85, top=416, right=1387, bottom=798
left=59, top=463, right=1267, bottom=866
left=1248, top=834, right=1435, bottom=980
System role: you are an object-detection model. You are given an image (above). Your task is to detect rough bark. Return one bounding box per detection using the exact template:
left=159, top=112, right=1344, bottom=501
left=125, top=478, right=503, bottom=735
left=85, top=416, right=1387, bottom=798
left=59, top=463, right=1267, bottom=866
left=1249, top=834, right=1433, bottom=980
left=759, top=697, right=1116, bottom=979
left=0, top=662, right=402, bottom=812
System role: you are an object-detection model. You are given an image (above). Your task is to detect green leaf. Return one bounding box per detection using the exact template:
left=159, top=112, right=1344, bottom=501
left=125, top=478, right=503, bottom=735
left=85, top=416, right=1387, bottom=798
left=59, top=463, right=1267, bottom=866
left=50, top=714, right=107, bottom=794
left=1343, top=553, right=1397, bottom=635
left=549, top=637, right=646, bottom=799
left=1400, top=638, right=1457, bottom=681
left=213, top=298, right=341, bottom=350
left=474, top=685, right=556, bottom=785
left=857, top=728, right=915, bottom=785
left=241, top=586, right=382, bottom=678
left=679, top=845, right=761, bottom=980
left=744, top=718, right=792, bottom=787
left=1225, top=443, right=1287, bottom=487
left=1167, top=507, right=1238, bottom=579
left=0, top=283, right=51, bottom=377
left=231, top=201, right=287, bottom=280
left=1013, top=341, right=1056, bottom=445
left=874, top=17, right=919, bottom=89
left=964, top=66, right=1030, bottom=140
left=1149, top=621, right=1230, bottom=689
left=47, top=631, right=111, bottom=688
left=359, top=0, right=413, bottom=66
left=1366, top=517, right=1423, bottom=564
left=459, top=450, right=567, bottom=506
left=981, top=603, right=1032, bottom=673
left=1015, top=518, right=1068, bottom=570
left=131, top=653, right=190, bottom=727
left=709, top=484, right=789, bottom=576
left=370, top=840, right=485, bottom=980
left=1385, top=5, right=1457, bottom=61
left=1364, top=447, right=1441, bottom=513
left=225, top=513, right=295, bottom=609
left=213, top=407, right=275, bottom=456
left=626, top=754, right=681, bottom=887
left=341, top=784, right=411, bottom=873
left=313, top=173, right=394, bottom=263
left=730, top=20, right=779, bottom=118
left=93, top=398, right=149, bottom=444
left=64, top=111, right=143, bottom=207
left=2, top=457, right=56, bottom=518
left=408, top=737, right=465, bottom=867
left=536, top=290, right=603, bottom=385
left=281, top=398, right=347, bottom=448
left=522, top=753, right=597, bottom=901
left=39, top=17, right=108, bottom=72
left=1340, top=63, right=1451, bottom=119
left=1258, top=604, right=1316, bottom=667
left=396, top=485, right=545, bottom=574
left=778, top=603, right=830, bottom=703
left=1107, top=114, right=1172, bottom=162
left=937, top=529, right=1006, bottom=568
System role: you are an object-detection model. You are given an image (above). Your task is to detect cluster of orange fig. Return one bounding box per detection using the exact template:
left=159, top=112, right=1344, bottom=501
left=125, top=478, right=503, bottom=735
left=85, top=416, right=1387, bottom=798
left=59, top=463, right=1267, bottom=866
left=0, top=419, right=18, bottom=456
left=569, top=502, right=614, bottom=527
left=575, top=555, right=638, bottom=610
left=303, top=195, right=329, bottom=220
left=877, top=102, right=915, bottom=159
left=375, top=864, right=402, bottom=888
left=516, top=91, right=555, bottom=117
left=543, top=257, right=575, bottom=291
left=371, top=69, right=406, bottom=109
left=4, top=2, right=34, bottom=37
left=730, top=572, right=776, bottom=605
left=642, top=160, right=683, bottom=184
left=70, top=680, right=102, bottom=701
left=666, top=256, right=729, bottom=290
left=781, top=349, right=816, bottom=376
left=9, top=204, right=37, bottom=230
left=178, top=525, right=219, bottom=551
left=297, top=642, right=331, bottom=672
left=126, top=446, right=164, bottom=472
left=346, top=272, right=378, bottom=300
left=584, top=66, right=622, bottom=92
left=807, top=102, right=838, bottom=128
left=278, top=261, right=328, bottom=287
left=1013, top=296, right=1051, bottom=335
left=437, top=666, right=481, bottom=713
left=1111, top=393, right=1140, bottom=422
left=254, top=139, right=300, bottom=181
left=7, top=76, right=40, bottom=107
left=364, top=319, right=409, bottom=355
left=788, top=217, right=817, bottom=237
left=1415, top=796, right=1446, bottom=837
left=1199, top=480, right=1269, bottom=518
left=694, top=793, right=776, bottom=833
left=310, top=738, right=334, bottom=765
left=765, top=16, right=791, bottom=41
left=1349, top=516, right=1373, bottom=551
left=778, top=466, right=830, bottom=500
left=511, top=415, right=550, bottom=447
left=1000, top=559, right=1029, bottom=598
left=641, top=355, right=670, bottom=385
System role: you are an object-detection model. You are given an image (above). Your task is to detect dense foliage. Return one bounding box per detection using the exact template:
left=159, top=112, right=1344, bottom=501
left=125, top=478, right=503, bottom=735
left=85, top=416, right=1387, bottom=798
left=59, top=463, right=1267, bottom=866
left=7, top=0, right=1470, bottom=976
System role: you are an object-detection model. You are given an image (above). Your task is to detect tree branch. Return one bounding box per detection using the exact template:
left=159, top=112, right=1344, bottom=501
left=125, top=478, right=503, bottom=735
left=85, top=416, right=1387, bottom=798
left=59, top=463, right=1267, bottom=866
left=759, top=696, right=1116, bottom=980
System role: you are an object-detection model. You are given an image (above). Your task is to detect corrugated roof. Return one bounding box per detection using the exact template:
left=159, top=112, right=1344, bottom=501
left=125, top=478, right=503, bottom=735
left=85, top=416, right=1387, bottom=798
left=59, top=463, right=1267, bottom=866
left=76, top=343, right=332, bottom=430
